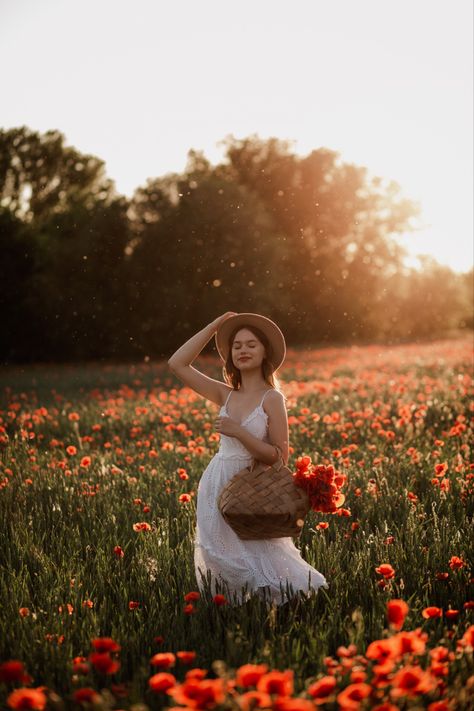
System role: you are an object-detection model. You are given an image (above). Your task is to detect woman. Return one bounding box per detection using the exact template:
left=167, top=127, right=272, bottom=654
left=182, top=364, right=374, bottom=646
left=168, top=311, right=329, bottom=605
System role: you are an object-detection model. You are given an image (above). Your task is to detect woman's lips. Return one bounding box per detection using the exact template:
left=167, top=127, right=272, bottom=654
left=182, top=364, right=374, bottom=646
left=239, top=357, right=251, bottom=362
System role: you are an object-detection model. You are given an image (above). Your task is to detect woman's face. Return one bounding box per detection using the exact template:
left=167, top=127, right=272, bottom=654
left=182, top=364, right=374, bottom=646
left=231, top=328, right=266, bottom=369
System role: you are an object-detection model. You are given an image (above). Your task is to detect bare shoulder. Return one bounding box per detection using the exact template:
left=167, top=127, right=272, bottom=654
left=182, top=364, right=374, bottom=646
left=263, top=389, right=287, bottom=415
left=219, top=384, right=234, bottom=406
left=212, top=382, right=234, bottom=407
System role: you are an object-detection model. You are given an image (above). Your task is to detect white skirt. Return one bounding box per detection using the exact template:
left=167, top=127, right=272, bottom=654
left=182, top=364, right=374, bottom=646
left=194, top=452, right=330, bottom=605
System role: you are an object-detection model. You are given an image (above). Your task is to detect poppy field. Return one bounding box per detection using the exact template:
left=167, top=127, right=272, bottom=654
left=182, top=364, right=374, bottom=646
left=0, top=336, right=473, bottom=710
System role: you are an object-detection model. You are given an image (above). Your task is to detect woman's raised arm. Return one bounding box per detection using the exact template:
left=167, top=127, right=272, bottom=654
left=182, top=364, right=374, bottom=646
left=167, top=313, right=237, bottom=405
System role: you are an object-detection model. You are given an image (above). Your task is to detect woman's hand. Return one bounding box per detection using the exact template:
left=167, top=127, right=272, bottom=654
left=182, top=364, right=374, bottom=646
left=211, top=312, right=238, bottom=332
left=215, top=414, right=242, bottom=438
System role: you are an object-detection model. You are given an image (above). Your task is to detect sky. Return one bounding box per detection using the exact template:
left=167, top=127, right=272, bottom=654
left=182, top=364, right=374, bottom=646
left=1, top=0, right=472, bottom=273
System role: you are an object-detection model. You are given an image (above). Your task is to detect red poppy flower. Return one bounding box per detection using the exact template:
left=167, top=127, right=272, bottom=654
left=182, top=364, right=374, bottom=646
left=89, top=652, right=120, bottom=675
left=389, top=664, right=437, bottom=698
left=148, top=672, right=176, bottom=692
left=375, top=564, right=395, bottom=579
left=150, top=652, right=176, bottom=669
left=448, top=556, right=466, bottom=570
left=6, top=687, right=48, bottom=710
left=336, top=682, right=372, bottom=707
left=366, top=637, right=401, bottom=662
left=236, top=664, right=269, bottom=687
left=72, top=688, right=102, bottom=704
left=306, top=675, right=337, bottom=699
left=422, top=607, right=443, bottom=619
left=429, top=646, right=451, bottom=663
left=176, top=651, right=197, bottom=664
left=91, top=637, right=121, bottom=653
left=72, top=658, right=90, bottom=675
left=237, top=690, right=272, bottom=711
left=273, top=699, right=315, bottom=711
left=336, top=644, right=357, bottom=658
left=167, top=678, right=226, bottom=708
left=396, top=629, right=427, bottom=656
left=387, top=599, right=409, bottom=631
left=445, top=609, right=459, bottom=620
left=0, top=660, right=28, bottom=683
left=184, top=591, right=200, bottom=602
left=133, top=522, right=151, bottom=531
left=434, top=462, right=448, bottom=476
left=460, top=625, right=474, bottom=650
left=349, top=668, right=367, bottom=683
left=256, top=670, right=294, bottom=697
left=293, top=461, right=345, bottom=513
left=213, top=595, right=227, bottom=606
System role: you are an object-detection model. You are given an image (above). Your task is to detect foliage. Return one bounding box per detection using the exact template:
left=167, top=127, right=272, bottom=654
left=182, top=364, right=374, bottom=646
left=0, top=127, right=472, bottom=362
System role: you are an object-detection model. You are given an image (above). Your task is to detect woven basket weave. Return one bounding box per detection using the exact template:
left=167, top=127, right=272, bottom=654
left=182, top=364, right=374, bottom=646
left=218, top=445, right=310, bottom=540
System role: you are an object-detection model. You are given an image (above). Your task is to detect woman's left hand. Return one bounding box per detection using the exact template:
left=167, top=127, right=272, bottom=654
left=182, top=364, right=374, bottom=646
left=215, top=415, right=242, bottom=438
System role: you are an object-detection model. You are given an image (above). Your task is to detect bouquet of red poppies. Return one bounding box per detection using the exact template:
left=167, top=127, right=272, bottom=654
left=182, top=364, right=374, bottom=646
left=293, top=455, right=346, bottom=513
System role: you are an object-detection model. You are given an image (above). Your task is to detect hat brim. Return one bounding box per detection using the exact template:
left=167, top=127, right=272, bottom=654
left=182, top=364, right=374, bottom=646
left=215, top=313, right=286, bottom=370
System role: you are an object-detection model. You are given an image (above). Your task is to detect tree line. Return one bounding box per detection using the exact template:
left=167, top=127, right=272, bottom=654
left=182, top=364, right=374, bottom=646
left=0, top=126, right=471, bottom=364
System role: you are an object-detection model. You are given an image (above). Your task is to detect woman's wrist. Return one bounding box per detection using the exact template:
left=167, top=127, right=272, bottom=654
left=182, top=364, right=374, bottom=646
left=169, top=321, right=217, bottom=366
left=210, top=312, right=238, bottom=335
left=208, top=318, right=220, bottom=335
left=168, top=314, right=235, bottom=366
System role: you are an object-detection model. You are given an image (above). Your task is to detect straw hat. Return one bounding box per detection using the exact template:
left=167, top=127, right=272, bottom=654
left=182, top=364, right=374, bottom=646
left=215, top=312, right=286, bottom=370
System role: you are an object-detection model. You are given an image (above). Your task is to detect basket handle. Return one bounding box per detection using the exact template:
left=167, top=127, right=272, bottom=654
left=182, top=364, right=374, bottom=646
left=250, top=444, right=285, bottom=472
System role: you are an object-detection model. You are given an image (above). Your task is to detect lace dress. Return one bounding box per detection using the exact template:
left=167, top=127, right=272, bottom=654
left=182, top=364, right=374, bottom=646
left=194, top=388, right=329, bottom=605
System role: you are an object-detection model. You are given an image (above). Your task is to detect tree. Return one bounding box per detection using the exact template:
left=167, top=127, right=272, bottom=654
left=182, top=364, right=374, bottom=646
left=0, top=126, right=117, bottom=224
left=0, top=208, right=39, bottom=360
left=0, top=127, right=469, bottom=362
left=219, top=134, right=421, bottom=342
left=126, top=151, right=292, bottom=356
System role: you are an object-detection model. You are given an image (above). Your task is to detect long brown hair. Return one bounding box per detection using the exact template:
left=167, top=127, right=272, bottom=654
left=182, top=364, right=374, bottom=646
left=221, top=323, right=286, bottom=398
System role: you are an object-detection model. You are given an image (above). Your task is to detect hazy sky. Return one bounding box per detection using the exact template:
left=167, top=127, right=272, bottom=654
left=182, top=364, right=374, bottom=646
left=1, top=0, right=472, bottom=272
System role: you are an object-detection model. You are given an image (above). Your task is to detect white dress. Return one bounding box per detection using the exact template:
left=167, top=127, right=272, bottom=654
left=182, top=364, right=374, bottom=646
left=194, top=388, right=329, bottom=605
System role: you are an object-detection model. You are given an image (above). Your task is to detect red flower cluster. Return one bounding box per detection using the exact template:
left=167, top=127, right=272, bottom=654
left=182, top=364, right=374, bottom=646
left=292, top=456, right=346, bottom=513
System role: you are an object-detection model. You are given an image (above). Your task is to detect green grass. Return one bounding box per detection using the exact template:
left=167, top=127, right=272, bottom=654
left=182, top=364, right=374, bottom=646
left=0, top=337, right=473, bottom=709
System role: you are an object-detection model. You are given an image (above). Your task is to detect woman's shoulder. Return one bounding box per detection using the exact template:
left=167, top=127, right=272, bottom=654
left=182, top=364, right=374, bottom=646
left=263, top=387, right=288, bottom=404
left=270, top=385, right=287, bottom=398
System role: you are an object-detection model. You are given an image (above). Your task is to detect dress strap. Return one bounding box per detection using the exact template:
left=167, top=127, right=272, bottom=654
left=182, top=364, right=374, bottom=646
left=223, top=389, right=233, bottom=409
left=259, top=388, right=273, bottom=407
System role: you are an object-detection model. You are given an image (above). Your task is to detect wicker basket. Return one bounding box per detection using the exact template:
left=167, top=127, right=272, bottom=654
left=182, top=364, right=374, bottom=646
left=218, top=445, right=310, bottom=540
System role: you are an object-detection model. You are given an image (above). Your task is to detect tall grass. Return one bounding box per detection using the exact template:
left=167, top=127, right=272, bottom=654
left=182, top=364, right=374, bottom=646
left=0, top=337, right=472, bottom=708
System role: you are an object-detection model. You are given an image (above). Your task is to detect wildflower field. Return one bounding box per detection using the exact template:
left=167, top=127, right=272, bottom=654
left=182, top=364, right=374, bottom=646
left=1, top=336, right=473, bottom=710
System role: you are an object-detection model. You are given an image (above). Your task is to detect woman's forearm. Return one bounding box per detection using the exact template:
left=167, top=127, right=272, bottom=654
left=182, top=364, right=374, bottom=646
left=235, top=428, right=280, bottom=466
left=168, top=319, right=218, bottom=367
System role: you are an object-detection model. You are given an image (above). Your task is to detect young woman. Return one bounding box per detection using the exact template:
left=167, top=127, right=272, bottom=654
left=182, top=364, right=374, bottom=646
left=168, top=311, right=329, bottom=605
